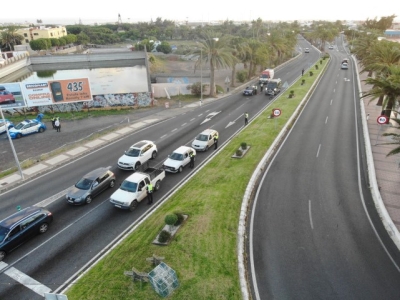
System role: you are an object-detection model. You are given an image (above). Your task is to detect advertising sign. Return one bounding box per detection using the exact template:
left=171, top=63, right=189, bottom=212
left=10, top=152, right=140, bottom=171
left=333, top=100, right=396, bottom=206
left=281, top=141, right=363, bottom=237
left=0, top=83, right=27, bottom=109
left=21, top=78, right=92, bottom=107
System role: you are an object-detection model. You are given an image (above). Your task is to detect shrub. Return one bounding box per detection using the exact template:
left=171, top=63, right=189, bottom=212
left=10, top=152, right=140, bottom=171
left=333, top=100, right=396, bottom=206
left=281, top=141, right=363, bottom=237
left=301, top=79, right=305, bottom=85
left=315, top=64, right=318, bottom=70
left=320, top=60, right=323, bottom=64
left=236, top=70, right=248, bottom=83
left=174, top=212, right=185, bottom=226
left=288, top=94, right=293, bottom=98
left=236, top=149, right=243, bottom=156
left=290, top=90, right=294, bottom=95
left=309, top=71, right=314, bottom=76
left=158, top=230, right=171, bottom=243
left=165, top=214, right=178, bottom=226
left=241, top=142, right=247, bottom=150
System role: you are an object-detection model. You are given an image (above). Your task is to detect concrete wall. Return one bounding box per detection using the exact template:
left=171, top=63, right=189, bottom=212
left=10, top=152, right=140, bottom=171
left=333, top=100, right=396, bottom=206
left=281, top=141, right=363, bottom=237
left=0, top=53, right=30, bottom=80
left=29, top=51, right=146, bottom=64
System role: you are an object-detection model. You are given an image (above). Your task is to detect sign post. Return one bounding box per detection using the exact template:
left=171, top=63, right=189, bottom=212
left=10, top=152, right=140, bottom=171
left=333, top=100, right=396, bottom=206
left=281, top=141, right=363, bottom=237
left=375, top=115, right=388, bottom=145
left=272, top=108, right=281, bottom=130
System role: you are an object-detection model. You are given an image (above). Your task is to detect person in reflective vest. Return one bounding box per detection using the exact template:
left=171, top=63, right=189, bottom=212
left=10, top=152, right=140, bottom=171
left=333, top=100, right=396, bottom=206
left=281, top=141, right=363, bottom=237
left=189, top=152, right=195, bottom=168
left=214, top=134, right=219, bottom=150
left=245, top=112, right=249, bottom=125
left=146, top=183, right=153, bottom=204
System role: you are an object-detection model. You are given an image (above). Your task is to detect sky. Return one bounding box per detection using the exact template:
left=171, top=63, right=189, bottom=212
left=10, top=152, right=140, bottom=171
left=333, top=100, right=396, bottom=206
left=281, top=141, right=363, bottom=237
left=3, top=0, right=400, bottom=25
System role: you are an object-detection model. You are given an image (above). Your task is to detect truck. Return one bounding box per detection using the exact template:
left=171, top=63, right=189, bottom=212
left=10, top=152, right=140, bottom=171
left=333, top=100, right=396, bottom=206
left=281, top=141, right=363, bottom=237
left=109, top=162, right=165, bottom=211
left=259, top=69, right=274, bottom=84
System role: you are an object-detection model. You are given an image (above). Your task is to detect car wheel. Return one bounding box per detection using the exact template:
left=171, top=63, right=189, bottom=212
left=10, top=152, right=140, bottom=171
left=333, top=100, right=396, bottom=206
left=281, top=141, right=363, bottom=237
left=16, top=133, right=22, bottom=139
left=85, top=195, right=92, bottom=204
left=155, top=180, right=161, bottom=191
left=0, top=251, right=5, bottom=261
left=205, top=145, right=209, bottom=151
left=151, top=151, right=157, bottom=159
left=38, top=127, right=44, bottom=133
left=39, top=223, right=49, bottom=234
left=178, top=166, right=183, bottom=173
left=129, top=200, right=138, bottom=211
left=109, top=180, right=115, bottom=188
left=135, top=162, right=141, bottom=171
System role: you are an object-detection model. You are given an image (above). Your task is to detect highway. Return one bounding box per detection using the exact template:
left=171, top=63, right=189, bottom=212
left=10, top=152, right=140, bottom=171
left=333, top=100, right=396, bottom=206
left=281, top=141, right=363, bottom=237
left=0, top=38, right=317, bottom=299
left=249, top=37, right=400, bottom=299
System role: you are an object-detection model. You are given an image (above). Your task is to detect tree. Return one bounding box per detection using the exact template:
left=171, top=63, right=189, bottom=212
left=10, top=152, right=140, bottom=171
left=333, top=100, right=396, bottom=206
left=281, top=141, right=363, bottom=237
left=30, top=38, right=51, bottom=51
left=156, top=41, right=172, bottom=54
left=1, top=26, right=23, bottom=51
left=194, top=31, right=235, bottom=97
left=382, top=118, right=400, bottom=156
left=76, top=32, right=90, bottom=45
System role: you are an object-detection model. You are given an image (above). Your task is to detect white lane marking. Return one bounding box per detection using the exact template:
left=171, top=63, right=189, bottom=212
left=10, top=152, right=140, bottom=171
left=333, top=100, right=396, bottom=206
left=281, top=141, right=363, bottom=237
left=325, top=116, right=328, bottom=124
left=4, top=267, right=51, bottom=296
left=330, top=99, right=333, bottom=105
left=309, top=200, right=314, bottom=229
left=190, top=118, right=196, bottom=122
left=172, top=128, right=177, bottom=132
left=181, top=123, right=187, bottom=126
left=160, top=134, right=167, bottom=139
left=198, top=114, right=203, bottom=117
left=316, top=144, right=321, bottom=158
left=36, top=186, right=72, bottom=207
left=333, top=89, right=336, bottom=93
left=205, top=110, right=210, bottom=113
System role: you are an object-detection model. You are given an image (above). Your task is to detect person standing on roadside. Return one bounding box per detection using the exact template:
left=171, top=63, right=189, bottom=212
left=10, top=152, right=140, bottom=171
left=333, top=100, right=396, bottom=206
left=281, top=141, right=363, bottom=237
left=245, top=112, right=249, bottom=125
left=55, top=117, right=61, bottom=132
left=302, top=69, right=304, bottom=76
left=214, top=133, right=219, bottom=150
left=51, top=116, right=56, bottom=129
left=146, top=183, right=153, bottom=204
left=189, top=152, right=195, bottom=168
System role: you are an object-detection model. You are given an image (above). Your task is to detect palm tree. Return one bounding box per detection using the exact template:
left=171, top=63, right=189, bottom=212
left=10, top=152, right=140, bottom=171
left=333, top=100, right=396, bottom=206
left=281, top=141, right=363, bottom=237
left=228, top=36, right=247, bottom=87
left=194, top=31, right=235, bottom=97
left=362, top=65, right=400, bottom=122
left=382, top=118, right=400, bottom=156
left=1, top=26, right=23, bottom=51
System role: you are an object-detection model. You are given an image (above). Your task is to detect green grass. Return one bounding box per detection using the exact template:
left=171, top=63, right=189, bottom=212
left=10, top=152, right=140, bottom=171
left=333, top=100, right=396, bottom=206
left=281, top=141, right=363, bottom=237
left=65, top=58, right=329, bottom=299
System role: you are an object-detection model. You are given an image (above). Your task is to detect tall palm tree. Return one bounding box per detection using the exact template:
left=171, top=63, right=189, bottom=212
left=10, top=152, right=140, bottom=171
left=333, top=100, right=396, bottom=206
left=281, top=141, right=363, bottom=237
left=228, top=36, right=247, bottom=87
left=1, top=26, right=23, bottom=51
left=194, top=31, right=234, bottom=97
left=382, top=118, right=400, bottom=156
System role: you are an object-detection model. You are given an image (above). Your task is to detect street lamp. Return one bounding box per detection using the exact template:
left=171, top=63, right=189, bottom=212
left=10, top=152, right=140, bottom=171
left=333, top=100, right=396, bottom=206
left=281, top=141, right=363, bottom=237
left=200, top=47, right=202, bottom=106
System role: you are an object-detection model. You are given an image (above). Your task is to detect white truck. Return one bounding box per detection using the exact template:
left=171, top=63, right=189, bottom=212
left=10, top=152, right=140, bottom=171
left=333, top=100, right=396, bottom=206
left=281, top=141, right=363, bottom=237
left=110, top=162, right=165, bottom=211
left=258, top=69, right=274, bottom=84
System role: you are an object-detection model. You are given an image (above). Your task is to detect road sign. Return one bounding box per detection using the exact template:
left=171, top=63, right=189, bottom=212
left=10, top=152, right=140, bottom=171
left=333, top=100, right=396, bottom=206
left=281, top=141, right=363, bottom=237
left=273, top=108, right=281, bottom=117
left=377, top=115, right=388, bottom=124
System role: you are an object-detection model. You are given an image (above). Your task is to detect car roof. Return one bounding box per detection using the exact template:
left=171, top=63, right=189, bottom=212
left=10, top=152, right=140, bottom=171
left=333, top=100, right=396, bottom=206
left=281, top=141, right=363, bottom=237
left=18, top=119, right=39, bottom=125
left=0, top=206, right=46, bottom=229
left=200, top=129, right=217, bottom=135
left=174, top=146, right=192, bottom=154
left=130, top=140, right=154, bottom=149
left=83, top=167, right=110, bottom=180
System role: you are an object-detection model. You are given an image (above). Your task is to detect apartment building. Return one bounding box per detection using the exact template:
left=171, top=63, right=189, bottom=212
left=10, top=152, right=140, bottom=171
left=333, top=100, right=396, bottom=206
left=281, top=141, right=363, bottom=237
left=16, top=26, right=67, bottom=45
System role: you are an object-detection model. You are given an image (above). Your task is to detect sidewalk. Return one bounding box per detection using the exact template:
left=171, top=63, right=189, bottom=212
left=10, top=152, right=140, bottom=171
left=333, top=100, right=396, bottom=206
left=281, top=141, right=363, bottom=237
left=359, top=65, right=400, bottom=242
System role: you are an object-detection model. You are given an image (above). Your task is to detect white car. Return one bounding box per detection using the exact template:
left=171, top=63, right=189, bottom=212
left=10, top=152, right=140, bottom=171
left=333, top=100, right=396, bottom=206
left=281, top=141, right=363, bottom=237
left=163, top=146, right=196, bottom=173
left=304, top=48, right=310, bottom=53
left=0, top=119, right=13, bottom=135
left=191, top=129, right=218, bottom=152
left=117, top=140, right=157, bottom=171
left=341, top=62, right=349, bottom=70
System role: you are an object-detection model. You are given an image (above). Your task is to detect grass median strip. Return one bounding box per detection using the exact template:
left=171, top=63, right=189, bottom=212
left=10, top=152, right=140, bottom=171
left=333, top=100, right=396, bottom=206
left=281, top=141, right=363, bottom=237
left=66, top=58, right=329, bottom=299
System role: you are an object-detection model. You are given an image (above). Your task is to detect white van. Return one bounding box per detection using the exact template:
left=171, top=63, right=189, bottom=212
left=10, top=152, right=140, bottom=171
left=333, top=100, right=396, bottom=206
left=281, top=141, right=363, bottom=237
left=191, top=129, right=219, bottom=151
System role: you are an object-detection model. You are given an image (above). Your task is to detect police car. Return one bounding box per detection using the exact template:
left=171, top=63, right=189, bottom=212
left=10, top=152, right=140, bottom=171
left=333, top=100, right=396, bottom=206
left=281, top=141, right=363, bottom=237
left=8, top=119, right=47, bottom=139
left=0, top=119, right=13, bottom=135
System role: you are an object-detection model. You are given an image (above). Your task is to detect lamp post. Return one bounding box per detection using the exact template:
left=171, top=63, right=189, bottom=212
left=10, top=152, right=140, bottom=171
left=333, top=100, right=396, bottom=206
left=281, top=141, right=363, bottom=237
left=200, top=47, right=202, bottom=106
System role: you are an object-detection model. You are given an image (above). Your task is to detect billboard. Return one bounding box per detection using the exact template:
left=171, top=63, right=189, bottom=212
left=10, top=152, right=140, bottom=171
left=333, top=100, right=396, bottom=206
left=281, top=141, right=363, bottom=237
left=20, top=78, right=92, bottom=107
left=0, top=83, right=26, bottom=109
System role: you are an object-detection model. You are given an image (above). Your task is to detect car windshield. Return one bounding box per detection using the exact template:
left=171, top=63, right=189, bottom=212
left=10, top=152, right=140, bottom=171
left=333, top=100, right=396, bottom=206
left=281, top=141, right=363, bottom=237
left=75, top=178, right=93, bottom=190
left=196, top=134, right=208, bottom=142
left=267, top=82, right=277, bottom=89
left=0, top=226, right=9, bottom=243
left=170, top=152, right=184, bottom=161
left=14, top=123, right=25, bottom=130
left=125, top=148, right=140, bottom=157
left=120, top=180, right=137, bottom=192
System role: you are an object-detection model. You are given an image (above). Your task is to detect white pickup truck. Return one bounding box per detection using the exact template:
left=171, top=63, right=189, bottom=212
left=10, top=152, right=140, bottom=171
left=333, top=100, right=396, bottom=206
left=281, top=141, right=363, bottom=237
left=110, top=163, right=165, bottom=211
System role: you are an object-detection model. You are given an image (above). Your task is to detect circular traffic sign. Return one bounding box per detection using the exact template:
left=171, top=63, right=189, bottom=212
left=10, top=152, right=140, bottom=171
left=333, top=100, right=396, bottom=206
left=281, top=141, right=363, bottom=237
left=273, top=109, right=281, bottom=117
left=377, top=115, right=388, bottom=124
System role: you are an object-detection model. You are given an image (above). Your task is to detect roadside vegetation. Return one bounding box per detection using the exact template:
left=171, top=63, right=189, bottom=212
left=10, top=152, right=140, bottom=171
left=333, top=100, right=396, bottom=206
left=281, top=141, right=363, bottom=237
left=66, top=54, right=330, bottom=300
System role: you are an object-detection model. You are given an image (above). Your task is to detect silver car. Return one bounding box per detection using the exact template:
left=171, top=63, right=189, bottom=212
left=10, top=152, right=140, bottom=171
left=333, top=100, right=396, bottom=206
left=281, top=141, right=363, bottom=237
left=66, top=168, right=116, bottom=205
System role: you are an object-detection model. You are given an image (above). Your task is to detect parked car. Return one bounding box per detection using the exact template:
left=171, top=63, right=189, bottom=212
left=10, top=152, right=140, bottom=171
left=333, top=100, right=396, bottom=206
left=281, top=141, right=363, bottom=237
left=118, top=140, right=157, bottom=171
left=0, top=206, right=53, bottom=261
left=163, top=146, right=196, bottom=173
left=243, top=86, right=257, bottom=96
left=304, top=48, right=310, bottom=53
left=7, top=119, right=47, bottom=139
left=66, top=168, right=116, bottom=205
left=191, top=129, right=219, bottom=152
left=0, top=119, right=13, bottom=135
left=0, top=86, right=16, bottom=105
